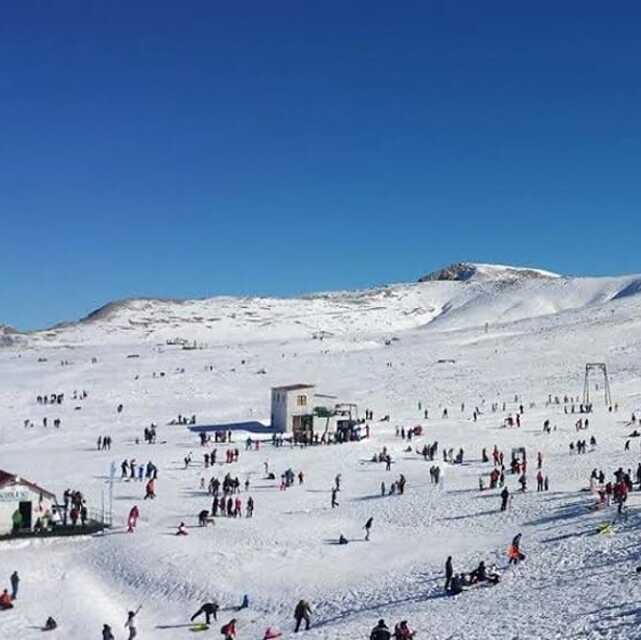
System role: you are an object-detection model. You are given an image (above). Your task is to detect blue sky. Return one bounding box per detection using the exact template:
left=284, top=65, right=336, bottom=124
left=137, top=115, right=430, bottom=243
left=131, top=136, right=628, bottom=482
left=2, top=2, right=641, bottom=330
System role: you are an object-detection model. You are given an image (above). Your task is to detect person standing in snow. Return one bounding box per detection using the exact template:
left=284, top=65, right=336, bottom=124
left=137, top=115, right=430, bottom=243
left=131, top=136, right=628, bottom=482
left=508, top=533, right=525, bottom=565
left=102, top=624, right=115, bottom=640
left=331, top=488, right=339, bottom=509
left=444, top=556, right=453, bottom=591
left=536, top=470, right=544, bottom=492
left=144, top=478, right=156, bottom=500
left=294, top=600, right=312, bottom=632
left=127, top=505, right=140, bottom=532
left=364, top=517, right=373, bottom=541
left=370, top=619, right=391, bottom=640
left=124, top=606, right=141, bottom=640
left=10, top=571, right=19, bottom=600
left=500, top=486, right=510, bottom=511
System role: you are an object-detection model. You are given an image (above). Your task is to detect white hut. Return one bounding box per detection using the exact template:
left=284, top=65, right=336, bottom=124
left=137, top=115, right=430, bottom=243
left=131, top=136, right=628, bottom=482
left=0, top=470, right=57, bottom=536
left=271, top=384, right=315, bottom=438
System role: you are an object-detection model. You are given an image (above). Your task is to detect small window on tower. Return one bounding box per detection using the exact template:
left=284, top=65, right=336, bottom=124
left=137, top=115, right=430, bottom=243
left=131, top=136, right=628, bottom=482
left=297, top=395, right=307, bottom=407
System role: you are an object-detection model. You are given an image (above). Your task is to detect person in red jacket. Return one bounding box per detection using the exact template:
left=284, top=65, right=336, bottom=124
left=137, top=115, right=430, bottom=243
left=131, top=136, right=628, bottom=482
left=127, top=505, right=140, bottom=532
left=145, top=478, right=156, bottom=500
left=0, top=589, right=14, bottom=609
left=221, top=618, right=237, bottom=639
left=614, top=480, right=628, bottom=514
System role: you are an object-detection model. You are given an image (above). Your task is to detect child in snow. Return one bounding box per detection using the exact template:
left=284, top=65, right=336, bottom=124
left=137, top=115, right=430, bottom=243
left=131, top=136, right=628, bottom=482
left=176, top=522, right=189, bottom=536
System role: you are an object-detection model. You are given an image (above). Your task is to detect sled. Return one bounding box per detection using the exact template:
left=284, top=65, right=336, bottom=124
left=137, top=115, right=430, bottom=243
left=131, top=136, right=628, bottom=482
left=190, top=623, right=210, bottom=632
left=597, top=522, right=615, bottom=535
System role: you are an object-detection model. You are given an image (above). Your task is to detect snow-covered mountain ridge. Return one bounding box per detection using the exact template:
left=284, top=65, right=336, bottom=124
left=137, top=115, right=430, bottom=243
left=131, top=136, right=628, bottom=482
left=6, top=263, right=641, bottom=347
left=417, top=261, right=561, bottom=282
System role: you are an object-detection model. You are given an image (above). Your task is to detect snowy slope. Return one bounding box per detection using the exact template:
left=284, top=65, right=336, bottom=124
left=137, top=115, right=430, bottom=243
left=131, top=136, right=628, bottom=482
left=2, top=265, right=641, bottom=639
left=9, top=264, right=641, bottom=348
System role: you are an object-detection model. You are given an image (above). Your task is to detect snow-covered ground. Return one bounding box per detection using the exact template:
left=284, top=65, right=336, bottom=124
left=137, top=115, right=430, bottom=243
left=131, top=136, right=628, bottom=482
left=2, top=265, right=641, bottom=639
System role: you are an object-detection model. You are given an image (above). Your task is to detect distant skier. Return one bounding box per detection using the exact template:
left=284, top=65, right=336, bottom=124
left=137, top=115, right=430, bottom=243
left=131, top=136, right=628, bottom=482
left=102, top=624, right=115, bottom=640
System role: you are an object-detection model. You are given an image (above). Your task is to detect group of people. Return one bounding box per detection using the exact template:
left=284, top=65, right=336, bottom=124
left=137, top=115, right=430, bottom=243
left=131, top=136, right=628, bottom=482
left=142, top=425, right=157, bottom=444
left=23, top=417, right=62, bottom=428
left=36, top=392, right=64, bottom=405
left=121, top=458, right=158, bottom=482
left=381, top=474, right=406, bottom=496
left=444, top=542, right=512, bottom=597
left=97, top=435, right=113, bottom=450
left=209, top=494, right=254, bottom=519
left=371, top=447, right=393, bottom=470
left=168, top=414, right=197, bottom=425
left=369, top=618, right=416, bottom=639
left=569, top=437, right=596, bottom=454
left=61, top=488, right=89, bottom=527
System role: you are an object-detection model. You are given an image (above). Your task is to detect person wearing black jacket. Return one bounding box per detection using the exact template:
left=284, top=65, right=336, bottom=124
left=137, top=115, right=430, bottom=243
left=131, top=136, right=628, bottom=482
left=364, top=517, right=373, bottom=541
left=294, top=599, right=312, bottom=632
left=191, top=601, right=219, bottom=625
left=370, top=619, right=391, bottom=640
left=500, top=486, right=510, bottom=511
left=444, top=556, right=453, bottom=591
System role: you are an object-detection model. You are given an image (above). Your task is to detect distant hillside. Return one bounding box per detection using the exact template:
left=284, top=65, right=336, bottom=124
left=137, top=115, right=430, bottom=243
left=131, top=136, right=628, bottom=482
left=2, top=263, right=639, bottom=349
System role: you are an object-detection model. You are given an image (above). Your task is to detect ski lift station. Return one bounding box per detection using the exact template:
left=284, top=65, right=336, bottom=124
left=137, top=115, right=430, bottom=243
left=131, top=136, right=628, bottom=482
left=270, top=383, right=363, bottom=442
left=190, top=383, right=363, bottom=443
left=0, top=470, right=57, bottom=536
left=270, top=383, right=316, bottom=437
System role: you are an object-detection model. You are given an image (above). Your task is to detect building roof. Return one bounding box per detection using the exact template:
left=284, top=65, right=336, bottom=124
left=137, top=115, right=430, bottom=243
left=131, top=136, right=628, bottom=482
left=271, top=383, right=315, bottom=392
left=0, top=470, right=56, bottom=499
